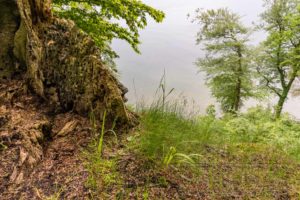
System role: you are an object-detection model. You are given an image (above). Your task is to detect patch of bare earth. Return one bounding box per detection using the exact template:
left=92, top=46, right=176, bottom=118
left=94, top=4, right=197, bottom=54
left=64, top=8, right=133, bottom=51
left=0, top=79, right=93, bottom=199
left=115, top=153, right=207, bottom=199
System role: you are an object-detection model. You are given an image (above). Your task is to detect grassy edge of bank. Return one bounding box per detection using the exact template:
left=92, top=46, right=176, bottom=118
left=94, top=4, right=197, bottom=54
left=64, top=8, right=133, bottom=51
left=83, top=103, right=300, bottom=199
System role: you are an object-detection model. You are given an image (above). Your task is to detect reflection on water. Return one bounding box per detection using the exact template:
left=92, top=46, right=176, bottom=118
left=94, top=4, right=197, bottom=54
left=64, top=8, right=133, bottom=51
left=112, top=0, right=299, bottom=118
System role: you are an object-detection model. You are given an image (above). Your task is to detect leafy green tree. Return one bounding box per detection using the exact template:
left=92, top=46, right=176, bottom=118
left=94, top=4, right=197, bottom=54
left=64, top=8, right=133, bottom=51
left=256, top=0, right=300, bottom=118
left=193, top=8, right=256, bottom=113
left=52, top=0, right=165, bottom=69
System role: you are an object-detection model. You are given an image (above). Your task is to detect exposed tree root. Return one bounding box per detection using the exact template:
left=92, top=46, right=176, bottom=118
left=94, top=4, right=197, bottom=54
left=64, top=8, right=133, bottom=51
left=0, top=0, right=136, bottom=129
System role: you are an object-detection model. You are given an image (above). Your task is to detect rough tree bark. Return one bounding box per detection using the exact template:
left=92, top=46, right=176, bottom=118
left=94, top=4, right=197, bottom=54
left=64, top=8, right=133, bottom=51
left=0, top=0, right=134, bottom=127
left=0, top=0, right=20, bottom=79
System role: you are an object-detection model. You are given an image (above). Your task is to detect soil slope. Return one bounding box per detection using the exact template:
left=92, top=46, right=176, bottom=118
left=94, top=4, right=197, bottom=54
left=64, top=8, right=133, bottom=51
left=0, top=78, right=93, bottom=199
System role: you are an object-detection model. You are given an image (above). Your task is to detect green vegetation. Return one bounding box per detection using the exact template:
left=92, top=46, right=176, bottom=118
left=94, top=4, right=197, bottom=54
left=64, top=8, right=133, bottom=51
left=97, top=110, right=107, bottom=156
left=77, top=81, right=300, bottom=198
left=81, top=71, right=300, bottom=198
left=0, top=142, right=7, bottom=151
left=193, top=0, right=300, bottom=118
left=137, top=102, right=300, bottom=163
left=83, top=109, right=122, bottom=198
left=83, top=136, right=122, bottom=198
left=193, top=8, right=256, bottom=113
left=256, top=0, right=300, bottom=118
left=52, top=0, right=164, bottom=69
left=84, top=149, right=120, bottom=190
left=131, top=100, right=300, bottom=198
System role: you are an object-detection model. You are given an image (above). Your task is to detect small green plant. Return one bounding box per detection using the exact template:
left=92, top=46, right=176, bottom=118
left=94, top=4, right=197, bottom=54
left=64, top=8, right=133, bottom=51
left=142, top=189, right=149, bottom=200
left=97, top=110, right=107, bottom=156
left=84, top=154, right=121, bottom=191
left=163, top=146, right=177, bottom=166
left=0, top=141, right=7, bottom=151
left=84, top=110, right=123, bottom=196
left=155, top=70, right=174, bottom=111
left=163, top=146, right=201, bottom=167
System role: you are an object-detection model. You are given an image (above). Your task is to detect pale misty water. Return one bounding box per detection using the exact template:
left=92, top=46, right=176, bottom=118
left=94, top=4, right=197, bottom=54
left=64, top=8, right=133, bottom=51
left=112, top=0, right=300, bottom=118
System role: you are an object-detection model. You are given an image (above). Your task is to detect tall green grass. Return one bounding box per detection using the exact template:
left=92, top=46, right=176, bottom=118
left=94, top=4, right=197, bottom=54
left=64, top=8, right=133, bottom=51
left=136, top=100, right=300, bottom=162
left=133, top=72, right=300, bottom=164
left=138, top=106, right=218, bottom=158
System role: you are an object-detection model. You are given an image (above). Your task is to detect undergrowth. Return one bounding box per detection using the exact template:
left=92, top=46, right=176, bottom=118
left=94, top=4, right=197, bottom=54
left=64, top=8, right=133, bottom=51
left=131, top=99, right=300, bottom=198
left=83, top=84, right=300, bottom=198
left=83, top=110, right=122, bottom=198
left=136, top=104, right=300, bottom=162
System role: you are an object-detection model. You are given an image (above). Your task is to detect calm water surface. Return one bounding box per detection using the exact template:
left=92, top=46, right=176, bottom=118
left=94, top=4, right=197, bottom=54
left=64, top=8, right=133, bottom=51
left=112, top=0, right=300, bottom=118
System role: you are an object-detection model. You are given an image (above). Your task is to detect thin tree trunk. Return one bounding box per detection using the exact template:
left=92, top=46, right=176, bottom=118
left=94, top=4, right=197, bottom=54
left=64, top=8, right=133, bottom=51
left=275, top=95, right=286, bottom=119
left=234, top=77, right=242, bottom=112
left=233, top=47, right=243, bottom=112
left=275, top=75, right=296, bottom=119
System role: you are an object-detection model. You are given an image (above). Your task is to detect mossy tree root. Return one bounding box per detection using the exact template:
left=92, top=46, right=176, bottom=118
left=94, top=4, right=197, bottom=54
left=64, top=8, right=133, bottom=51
left=1, top=0, right=135, bottom=127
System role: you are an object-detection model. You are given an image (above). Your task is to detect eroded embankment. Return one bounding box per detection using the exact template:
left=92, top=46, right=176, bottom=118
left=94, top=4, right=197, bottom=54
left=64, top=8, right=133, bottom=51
left=0, top=79, right=93, bottom=199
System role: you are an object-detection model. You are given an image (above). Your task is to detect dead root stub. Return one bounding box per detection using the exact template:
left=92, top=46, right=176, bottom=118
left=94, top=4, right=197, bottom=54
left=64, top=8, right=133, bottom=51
left=38, top=18, right=135, bottom=127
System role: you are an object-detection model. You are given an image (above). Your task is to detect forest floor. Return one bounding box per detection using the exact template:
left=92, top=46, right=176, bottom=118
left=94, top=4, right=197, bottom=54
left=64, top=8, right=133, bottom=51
left=0, top=78, right=93, bottom=199
left=0, top=78, right=300, bottom=199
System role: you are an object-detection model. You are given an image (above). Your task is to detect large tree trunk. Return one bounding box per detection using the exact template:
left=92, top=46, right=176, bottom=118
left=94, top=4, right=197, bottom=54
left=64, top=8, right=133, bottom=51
left=0, top=0, right=134, bottom=127
left=0, top=0, right=20, bottom=79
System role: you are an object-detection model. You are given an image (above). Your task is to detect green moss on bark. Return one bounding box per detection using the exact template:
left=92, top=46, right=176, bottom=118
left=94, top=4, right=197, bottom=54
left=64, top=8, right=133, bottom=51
left=40, top=19, right=133, bottom=126
left=13, top=20, right=27, bottom=68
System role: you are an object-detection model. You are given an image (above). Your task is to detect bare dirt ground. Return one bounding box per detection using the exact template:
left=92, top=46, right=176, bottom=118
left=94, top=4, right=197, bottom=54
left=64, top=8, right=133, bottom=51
left=0, top=78, right=92, bottom=199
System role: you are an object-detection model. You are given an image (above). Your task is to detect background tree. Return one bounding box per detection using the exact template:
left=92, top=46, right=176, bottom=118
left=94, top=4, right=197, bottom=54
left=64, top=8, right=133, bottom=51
left=52, top=0, right=165, bottom=70
left=256, top=0, right=300, bottom=118
left=193, top=8, right=255, bottom=113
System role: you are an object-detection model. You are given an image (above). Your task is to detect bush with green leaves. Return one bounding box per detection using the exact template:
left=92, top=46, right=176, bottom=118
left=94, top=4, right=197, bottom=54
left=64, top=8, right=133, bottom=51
left=224, top=107, right=300, bottom=160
